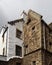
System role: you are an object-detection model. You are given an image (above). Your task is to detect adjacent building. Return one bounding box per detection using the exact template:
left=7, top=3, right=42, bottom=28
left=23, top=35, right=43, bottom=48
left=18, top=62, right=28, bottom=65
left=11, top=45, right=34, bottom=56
left=0, top=18, right=24, bottom=65
left=0, top=9, right=52, bottom=65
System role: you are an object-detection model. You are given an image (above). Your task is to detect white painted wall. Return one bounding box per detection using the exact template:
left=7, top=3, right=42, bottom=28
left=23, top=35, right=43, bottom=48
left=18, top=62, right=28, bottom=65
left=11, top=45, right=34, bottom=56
left=0, top=28, right=7, bottom=56
left=0, top=21, right=24, bottom=61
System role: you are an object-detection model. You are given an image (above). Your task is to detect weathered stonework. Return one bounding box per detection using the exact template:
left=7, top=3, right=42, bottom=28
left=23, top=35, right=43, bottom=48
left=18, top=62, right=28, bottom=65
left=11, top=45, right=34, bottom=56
left=23, top=10, right=42, bottom=54
left=23, top=10, right=52, bottom=65
left=22, top=50, right=42, bottom=65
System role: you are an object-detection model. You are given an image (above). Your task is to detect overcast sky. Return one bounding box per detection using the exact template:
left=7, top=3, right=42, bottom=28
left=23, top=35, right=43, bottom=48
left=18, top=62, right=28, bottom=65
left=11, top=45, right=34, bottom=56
left=0, top=0, right=52, bottom=29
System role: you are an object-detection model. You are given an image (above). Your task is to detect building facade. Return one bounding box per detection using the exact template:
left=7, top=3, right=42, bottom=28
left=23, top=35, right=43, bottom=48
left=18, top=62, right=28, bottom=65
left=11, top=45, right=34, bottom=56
left=0, top=19, right=24, bottom=65
left=22, top=10, right=52, bottom=65
left=0, top=10, right=52, bottom=65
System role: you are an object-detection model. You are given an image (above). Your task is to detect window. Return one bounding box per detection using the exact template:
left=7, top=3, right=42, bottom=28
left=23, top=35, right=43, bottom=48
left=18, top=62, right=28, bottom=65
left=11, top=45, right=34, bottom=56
left=16, top=45, right=22, bottom=57
left=25, top=45, right=28, bottom=54
left=26, top=18, right=31, bottom=25
left=32, top=61, right=36, bottom=65
left=32, top=26, right=35, bottom=37
left=32, top=26, right=35, bottom=30
left=16, top=29, right=22, bottom=39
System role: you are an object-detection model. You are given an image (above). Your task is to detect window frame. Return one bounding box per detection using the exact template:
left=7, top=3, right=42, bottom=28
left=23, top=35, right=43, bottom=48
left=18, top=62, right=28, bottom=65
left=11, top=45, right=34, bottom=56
left=16, top=29, right=22, bottom=39
left=15, top=45, right=22, bottom=57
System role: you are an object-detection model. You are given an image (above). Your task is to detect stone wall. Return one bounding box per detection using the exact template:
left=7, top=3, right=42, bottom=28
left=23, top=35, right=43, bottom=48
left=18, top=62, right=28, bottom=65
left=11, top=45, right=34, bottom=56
left=0, top=61, right=8, bottom=65
left=41, top=21, right=52, bottom=52
left=23, top=10, right=43, bottom=65
left=22, top=50, right=42, bottom=65
left=41, top=49, right=52, bottom=65
left=23, top=10, right=52, bottom=65
left=0, top=58, right=22, bottom=65
left=23, top=10, right=42, bottom=55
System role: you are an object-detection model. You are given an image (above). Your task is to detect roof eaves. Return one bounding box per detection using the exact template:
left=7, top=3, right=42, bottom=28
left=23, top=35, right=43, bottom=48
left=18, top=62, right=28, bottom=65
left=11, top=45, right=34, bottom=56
left=8, top=18, right=24, bottom=25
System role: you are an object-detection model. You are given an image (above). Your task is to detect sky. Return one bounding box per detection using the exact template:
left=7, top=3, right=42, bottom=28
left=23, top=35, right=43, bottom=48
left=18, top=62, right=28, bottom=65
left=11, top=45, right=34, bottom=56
left=0, top=0, right=52, bottom=30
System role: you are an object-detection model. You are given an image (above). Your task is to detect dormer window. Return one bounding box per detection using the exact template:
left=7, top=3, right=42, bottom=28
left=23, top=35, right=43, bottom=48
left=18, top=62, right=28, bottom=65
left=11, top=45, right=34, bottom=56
left=26, top=18, right=31, bottom=25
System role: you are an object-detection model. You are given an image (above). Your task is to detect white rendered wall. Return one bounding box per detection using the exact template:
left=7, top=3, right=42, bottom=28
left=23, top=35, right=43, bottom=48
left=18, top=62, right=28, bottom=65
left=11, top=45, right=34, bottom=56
left=7, top=22, right=24, bottom=61
left=0, top=21, right=24, bottom=61
left=0, top=28, right=7, bottom=56
left=0, top=28, right=7, bottom=61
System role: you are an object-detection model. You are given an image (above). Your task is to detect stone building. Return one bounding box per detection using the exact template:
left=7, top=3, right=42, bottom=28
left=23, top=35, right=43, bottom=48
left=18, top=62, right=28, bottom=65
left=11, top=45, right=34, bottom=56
left=0, top=9, right=52, bottom=65
left=22, top=10, right=52, bottom=65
